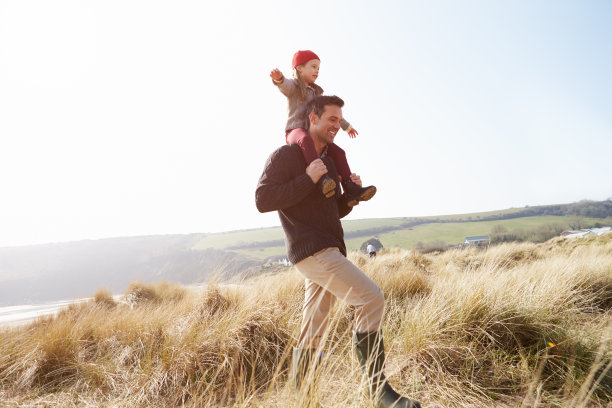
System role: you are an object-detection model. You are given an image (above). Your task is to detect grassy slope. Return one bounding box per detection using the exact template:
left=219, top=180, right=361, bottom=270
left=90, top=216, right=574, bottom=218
left=191, top=209, right=530, bottom=251
left=192, top=209, right=528, bottom=249
left=192, top=212, right=609, bottom=260
left=347, top=215, right=605, bottom=251
left=1, top=235, right=610, bottom=407
left=192, top=228, right=285, bottom=250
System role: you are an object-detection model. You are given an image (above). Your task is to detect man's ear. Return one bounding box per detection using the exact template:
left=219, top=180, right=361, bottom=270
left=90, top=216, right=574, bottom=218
left=308, top=112, right=319, bottom=126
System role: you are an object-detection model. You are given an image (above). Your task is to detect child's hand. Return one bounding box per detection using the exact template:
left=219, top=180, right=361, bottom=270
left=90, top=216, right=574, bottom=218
left=270, top=68, right=284, bottom=82
left=349, top=173, right=362, bottom=187
left=347, top=127, right=358, bottom=139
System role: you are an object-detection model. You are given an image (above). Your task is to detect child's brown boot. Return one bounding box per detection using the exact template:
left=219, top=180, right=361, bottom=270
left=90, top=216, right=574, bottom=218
left=319, top=175, right=336, bottom=198
left=342, top=180, right=376, bottom=207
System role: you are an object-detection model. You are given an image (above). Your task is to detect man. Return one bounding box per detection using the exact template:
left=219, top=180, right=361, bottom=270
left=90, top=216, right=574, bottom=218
left=255, top=95, right=421, bottom=408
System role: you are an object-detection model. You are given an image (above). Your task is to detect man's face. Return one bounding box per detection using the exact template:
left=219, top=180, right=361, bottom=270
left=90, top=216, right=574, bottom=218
left=309, top=104, right=342, bottom=146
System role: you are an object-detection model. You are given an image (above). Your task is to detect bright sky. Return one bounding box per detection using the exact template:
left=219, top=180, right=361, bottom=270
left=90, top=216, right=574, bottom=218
left=1, top=0, right=611, bottom=248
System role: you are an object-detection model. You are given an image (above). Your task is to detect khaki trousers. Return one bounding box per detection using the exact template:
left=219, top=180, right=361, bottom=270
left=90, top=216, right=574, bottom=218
left=294, top=247, right=385, bottom=349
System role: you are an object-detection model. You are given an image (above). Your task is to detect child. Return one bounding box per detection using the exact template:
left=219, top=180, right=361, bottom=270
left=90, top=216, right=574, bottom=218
left=270, top=50, right=376, bottom=207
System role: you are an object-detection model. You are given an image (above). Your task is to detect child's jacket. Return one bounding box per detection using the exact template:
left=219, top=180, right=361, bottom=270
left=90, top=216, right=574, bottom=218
left=274, top=78, right=351, bottom=132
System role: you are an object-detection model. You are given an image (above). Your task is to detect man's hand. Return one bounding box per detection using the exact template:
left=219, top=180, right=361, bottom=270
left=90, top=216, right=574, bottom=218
left=347, top=127, right=358, bottom=139
left=270, top=68, right=284, bottom=83
left=306, top=159, right=328, bottom=184
left=350, top=173, right=362, bottom=187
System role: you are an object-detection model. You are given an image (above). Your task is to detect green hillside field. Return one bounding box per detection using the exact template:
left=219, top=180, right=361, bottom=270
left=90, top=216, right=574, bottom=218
left=346, top=215, right=605, bottom=251
left=191, top=208, right=610, bottom=260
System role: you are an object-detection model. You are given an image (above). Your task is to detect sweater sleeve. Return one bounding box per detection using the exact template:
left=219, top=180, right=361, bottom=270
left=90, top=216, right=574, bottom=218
left=274, top=77, right=299, bottom=98
left=255, top=149, right=316, bottom=213
left=340, top=118, right=351, bottom=131
left=337, top=194, right=353, bottom=219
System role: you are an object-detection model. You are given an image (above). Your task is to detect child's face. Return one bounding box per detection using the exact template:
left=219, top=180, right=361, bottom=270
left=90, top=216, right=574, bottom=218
left=297, top=59, right=320, bottom=84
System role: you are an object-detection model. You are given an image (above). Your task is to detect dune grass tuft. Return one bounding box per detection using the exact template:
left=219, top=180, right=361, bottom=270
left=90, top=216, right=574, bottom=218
left=1, top=235, right=611, bottom=407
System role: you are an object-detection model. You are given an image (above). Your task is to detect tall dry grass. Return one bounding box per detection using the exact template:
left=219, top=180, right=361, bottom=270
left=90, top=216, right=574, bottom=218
left=0, top=235, right=610, bottom=407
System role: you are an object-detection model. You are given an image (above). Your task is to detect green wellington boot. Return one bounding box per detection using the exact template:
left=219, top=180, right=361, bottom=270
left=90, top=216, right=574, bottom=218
left=291, top=347, right=319, bottom=390
left=354, top=331, right=421, bottom=408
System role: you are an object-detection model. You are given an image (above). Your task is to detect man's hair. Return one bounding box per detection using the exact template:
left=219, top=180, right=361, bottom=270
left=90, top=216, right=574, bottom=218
left=304, top=95, right=344, bottom=129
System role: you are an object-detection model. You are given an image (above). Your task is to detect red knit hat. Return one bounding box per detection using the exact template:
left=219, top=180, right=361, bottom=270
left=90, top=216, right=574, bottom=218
left=292, top=50, right=320, bottom=69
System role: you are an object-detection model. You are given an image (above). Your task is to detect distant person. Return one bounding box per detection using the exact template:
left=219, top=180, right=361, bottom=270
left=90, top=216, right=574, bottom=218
left=367, top=243, right=377, bottom=258
left=270, top=50, right=376, bottom=207
left=256, top=95, right=420, bottom=408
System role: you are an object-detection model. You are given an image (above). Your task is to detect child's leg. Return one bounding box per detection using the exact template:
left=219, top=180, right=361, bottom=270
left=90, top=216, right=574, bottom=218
left=328, top=143, right=377, bottom=207
left=286, top=128, right=319, bottom=164
left=286, top=128, right=336, bottom=197
left=326, top=143, right=351, bottom=182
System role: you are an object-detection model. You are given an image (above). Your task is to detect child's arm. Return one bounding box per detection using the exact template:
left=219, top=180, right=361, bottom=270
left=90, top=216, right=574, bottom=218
left=270, top=68, right=284, bottom=83
left=346, top=126, right=358, bottom=139
left=269, top=68, right=298, bottom=97
left=340, top=119, right=359, bottom=139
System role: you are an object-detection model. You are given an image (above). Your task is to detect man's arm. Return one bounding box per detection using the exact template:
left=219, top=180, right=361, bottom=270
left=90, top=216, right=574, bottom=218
left=336, top=171, right=363, bottom=218
left=337, top=194, right=353, bottom=219
left=255, top=149, right=317, bottom=213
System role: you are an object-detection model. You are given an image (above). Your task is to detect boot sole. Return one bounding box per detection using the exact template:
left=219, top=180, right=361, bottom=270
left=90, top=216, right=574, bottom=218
left=359, top=186, right=377, bottom=202
left=322, top=178, right=336, bottom=198
left=348, top=186, right=376, bottom=207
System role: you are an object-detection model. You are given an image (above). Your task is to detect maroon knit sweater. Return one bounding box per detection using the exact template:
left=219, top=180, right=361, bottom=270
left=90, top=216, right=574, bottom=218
left=255, top=144, right=353, bottom=264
